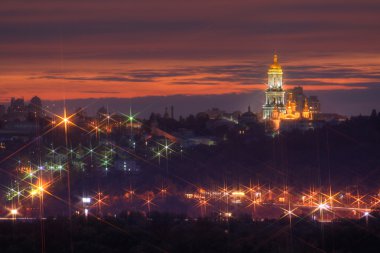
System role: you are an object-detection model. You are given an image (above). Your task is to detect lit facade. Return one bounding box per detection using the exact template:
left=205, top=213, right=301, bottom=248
left=262, top=54, right=319, bottom=126
left=262, top=54, right=286, bottom=120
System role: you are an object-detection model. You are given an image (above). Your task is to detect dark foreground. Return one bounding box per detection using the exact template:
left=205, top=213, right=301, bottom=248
left=1, top=212, right=380, bottom=253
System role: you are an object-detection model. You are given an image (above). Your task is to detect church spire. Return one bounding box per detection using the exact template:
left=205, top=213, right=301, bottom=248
left=273, top=53, right=278, bottom=64
left=263, top=53, right=286, bottom=120
left=267, top=52, right=283, bottom=89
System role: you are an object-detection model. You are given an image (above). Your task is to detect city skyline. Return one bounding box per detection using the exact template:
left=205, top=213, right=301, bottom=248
left=1, top=0, right=380, bottom=115
left=1, top=2, right=380, bottom=252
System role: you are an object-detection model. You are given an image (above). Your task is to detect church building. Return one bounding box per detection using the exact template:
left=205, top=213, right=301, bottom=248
left=262, top=54, right=321, bottom=130
left=262, top=54, right=286, bottom=120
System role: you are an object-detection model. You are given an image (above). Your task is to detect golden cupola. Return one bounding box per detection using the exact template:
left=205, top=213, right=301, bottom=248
left=267, top=53, right=284, bottom=90
left=268, top=54, right=283, bottom=75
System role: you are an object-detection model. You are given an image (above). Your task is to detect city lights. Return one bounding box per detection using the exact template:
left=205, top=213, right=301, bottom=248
left=0, top=54, right=375, bottom=252
left=0, top=0, right=379, bottom=251
left=317, top=203, right=330, bottom=211
left=82, top=197, right=91, bottom=204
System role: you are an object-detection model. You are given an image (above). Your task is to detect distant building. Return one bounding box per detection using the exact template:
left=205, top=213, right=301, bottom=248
left=308, top=95, right=321, bottom=115
left=28, top=96, right=43, bottom=118
left=313, top=113, right=347, bottom=123
left=204, top=108, right=226, bottom=120
left=288, top=86, right=305, bottom=113
left=261, top=54, right=324, bottom=131
left=201, top=108, right=240, bottom=123
left=262, top=54, right=286, bottom=120
left=173, top=128, right=217, bottom=147
left=96, top=106, right=108, bottom=120
left=0, top=105, right=6, bottom=118
left=163, top=107, right=170, bottom=119
left=239, top=106, right=257, bottom=125
left=9, top=97, right=25, bottom=113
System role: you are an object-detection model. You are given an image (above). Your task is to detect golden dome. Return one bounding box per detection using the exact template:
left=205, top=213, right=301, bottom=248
left=268, top=54, right=283, bottom=74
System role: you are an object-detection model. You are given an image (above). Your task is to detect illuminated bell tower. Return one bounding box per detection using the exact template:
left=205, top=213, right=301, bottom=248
left=262, top=54, right=286, bottom=119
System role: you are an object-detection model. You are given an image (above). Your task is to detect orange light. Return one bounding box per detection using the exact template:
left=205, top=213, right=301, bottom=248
left=231, top=191, right=245, bottom=196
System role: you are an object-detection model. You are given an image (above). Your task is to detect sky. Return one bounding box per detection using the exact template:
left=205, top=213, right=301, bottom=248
left=1, top=0, right=380, bottom=116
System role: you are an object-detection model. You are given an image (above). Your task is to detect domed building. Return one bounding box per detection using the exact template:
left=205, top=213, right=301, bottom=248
left=261, top=54, right=321, bottom=131
left=262, top=54, right=286, bottom=119
left=28, top=96, right=43, bottom=118
left=239, top=105, right=257, bottom=125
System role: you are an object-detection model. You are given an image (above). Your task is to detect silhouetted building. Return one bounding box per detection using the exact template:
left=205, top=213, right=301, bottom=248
left=170, top=105, right=174, bottom=119
left=308, top=95, right=321, bottom=115
left=239, top=106, right=257, bottom=125
left=163, top=107, right=170, bottom=119
left=28, top=96, right=43, bottom=118
left=9, top=97, right=25, bottom=113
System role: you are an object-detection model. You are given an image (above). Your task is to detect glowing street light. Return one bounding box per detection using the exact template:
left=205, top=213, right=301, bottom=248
left=317, top=203, right=329, bottom=211
left=82, top=197, right=91, bottom=204
left=8, top=208, right=19, bottom=220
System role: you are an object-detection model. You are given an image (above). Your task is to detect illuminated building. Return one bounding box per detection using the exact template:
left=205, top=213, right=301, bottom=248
left=302, top=98, right=310, bottom=119
left=288, top=86, right=305, bottom=113
left=262, top=54, right=286, bottom=120
left=262, top=54, right=321, bottom=130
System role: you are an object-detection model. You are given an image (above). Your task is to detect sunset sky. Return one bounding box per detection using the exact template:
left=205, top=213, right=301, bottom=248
left=1, top=0, right=380, bottom=115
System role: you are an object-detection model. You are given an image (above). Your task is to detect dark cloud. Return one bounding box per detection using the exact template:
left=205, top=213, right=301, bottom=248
left=1, top=0, right=380, bottom=60
left=81, top=90, right=121, bottom=94
left=1, top=0, right=380, bottom=114
left=169, top=81, right=219, bottom=86
left=30, top=62, right=380, bottom=90
left=33, top=75, right=150, bottom=83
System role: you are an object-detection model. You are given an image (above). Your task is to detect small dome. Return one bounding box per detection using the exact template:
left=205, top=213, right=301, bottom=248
left=241, top=106, right=256, bottom=118
left=30, top=96, right=42, bottom=105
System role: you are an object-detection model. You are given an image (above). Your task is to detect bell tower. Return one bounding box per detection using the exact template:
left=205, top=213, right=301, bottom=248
left=262, top=53, right=286, bottom=119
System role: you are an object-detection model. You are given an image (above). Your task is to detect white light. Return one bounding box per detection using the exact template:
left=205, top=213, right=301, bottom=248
left=82, top=197, right=91, bottom=203
left=364, top=211, right=369, bottom=216
left=318, top=203, right=329, bottom=210
left=10, top=209, right=18, bottom=215
left=84, top=208, right=88, bottom=217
